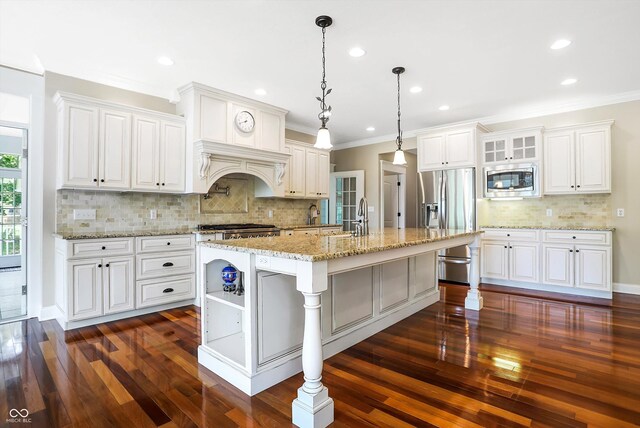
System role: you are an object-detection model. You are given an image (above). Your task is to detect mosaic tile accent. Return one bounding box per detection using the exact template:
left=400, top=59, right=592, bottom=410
left=56, top=178, right=319, bottom=234
left=477, top=194, right=613, bottom=228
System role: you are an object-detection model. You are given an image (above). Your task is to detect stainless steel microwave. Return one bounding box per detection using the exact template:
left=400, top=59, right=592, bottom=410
left=484, top=163, right=540, bottom=198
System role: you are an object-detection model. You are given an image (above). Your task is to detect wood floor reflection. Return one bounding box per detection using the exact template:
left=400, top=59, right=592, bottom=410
left=1, top=283, right=640, bottom=427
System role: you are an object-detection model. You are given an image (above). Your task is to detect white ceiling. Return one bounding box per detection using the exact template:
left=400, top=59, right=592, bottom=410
left=1, top=0, right=639, bottom=145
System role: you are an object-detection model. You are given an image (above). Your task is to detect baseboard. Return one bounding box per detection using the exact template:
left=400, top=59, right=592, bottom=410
left=39, top=305, right=61, bottom=321
left=613, top=282, right=640, bottom=295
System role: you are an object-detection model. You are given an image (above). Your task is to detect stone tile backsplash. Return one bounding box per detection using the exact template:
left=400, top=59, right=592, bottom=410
left=477, top=194, right=612, bottom=228
left=57, top=178, right=318, bottom=234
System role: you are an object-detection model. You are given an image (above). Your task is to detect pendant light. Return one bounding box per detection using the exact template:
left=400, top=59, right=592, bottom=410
left=314, top=15, right=333, bottom=150
left=392, top=66, right=407, bottom=165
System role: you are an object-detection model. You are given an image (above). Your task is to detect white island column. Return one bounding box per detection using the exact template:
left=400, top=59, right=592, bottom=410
left=465, top=236, right=484, bottom=310
left=292, top=260, right=334, bottom=428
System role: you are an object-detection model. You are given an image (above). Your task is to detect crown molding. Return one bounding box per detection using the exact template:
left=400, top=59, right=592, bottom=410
left=332, top=89, right=640, bottom=151
left=285, top=122, right=321, bottom=137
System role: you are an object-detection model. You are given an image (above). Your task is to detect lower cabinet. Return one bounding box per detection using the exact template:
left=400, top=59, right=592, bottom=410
left=482, top=228, right=612, bottom=296
left=55, top=235, right=195, bottom=329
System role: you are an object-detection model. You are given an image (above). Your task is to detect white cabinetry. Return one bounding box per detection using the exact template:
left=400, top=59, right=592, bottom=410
left=543, top=120, right=613, bottom=194
left=482, top=127, right=542, bottom=164
left=284, top=140, right=330, bottom=199
left=55, top=92, right=185, bottom=193
left=417, top=123, right=487, bottom=171
left=481, top=228, right=612, bottom=297
left=54, top=234, right=195, bottom=330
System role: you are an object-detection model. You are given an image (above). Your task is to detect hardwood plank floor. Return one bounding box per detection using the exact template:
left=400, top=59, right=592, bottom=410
left=2, top=283, right=640, bottom=427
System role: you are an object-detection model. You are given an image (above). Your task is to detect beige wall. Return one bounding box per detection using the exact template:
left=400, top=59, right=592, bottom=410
left=285, top=128, right=316, bottom=145
left=331, top=100, right=640, bottom=288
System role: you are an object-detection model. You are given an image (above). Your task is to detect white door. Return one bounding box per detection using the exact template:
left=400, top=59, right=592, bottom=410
left=305, top=149, right=318, bottom=197
left=544, top=132, right=575, bottom=194
left=103, top=256, right=135, bottom=314
left=575, top=246, right=610, bottom=290
left=328, top=170, right=364, bottom=231
left=417, top=135, right=444, bottom=171
left=159, top=121, right=186, bottom=192
left=509, top=243, right=539, bottom=283
left=575, top=128, right=610, bottom=193
left=481, top=241, right=509, bottom=280
left=542, top=245, right=574, bottom=287
left=99, top=109, right=131, bottom=190
left=383, top=175, right=399, bottom=228
left=131, top=115, right=160, bottom=190
left=62, top=103, right=99, bottom=187
left=317, top=151, right=330, bottom=198
left=445, top=130, right=474, bottom=168
left=69, top=258, right=103, bottom=320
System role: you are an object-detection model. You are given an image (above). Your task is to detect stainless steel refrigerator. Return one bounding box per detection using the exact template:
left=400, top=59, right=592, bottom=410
left=418, top=168, right=476, bottom=284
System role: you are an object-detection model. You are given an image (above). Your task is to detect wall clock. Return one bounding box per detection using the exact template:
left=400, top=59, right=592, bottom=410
left=235, top=111, right=255, bottom=133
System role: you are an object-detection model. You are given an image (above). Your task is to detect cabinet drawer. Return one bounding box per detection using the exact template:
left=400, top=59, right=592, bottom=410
left=482, top=229, right=538, bottom=241
left=136, top=251, right=195, bottom=280
left=542, top=230, right=610, bottom=245
left=136, top=235, right=195, bottom=253
left=319, top=227, right=343, bottom=235
left=70, top=238, right=134, bottom=258
left=136, top=274, right=195, bottom=308
left=280, top=230, right=294, bottom=236
left=293, top=228, right=319, bottom=236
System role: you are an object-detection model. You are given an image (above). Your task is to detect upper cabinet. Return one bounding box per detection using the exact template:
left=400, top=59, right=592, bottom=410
left=284, top=140, right=330, bottom=199
left=55, top=92, right=186, bottom=193
left=417, top=123, right=487, bottom=171
left=543, top=120, right=613, bottom=195
left=482, top=127, right=542, bottom=165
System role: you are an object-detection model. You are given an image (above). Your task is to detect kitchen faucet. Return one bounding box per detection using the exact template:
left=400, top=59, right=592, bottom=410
left=357, top=196, right=369, bottom=235
left=307, top=203, right=318, bottom=225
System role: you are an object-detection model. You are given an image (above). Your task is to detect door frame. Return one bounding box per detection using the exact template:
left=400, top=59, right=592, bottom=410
left=379, top=160, right=406, bottom=230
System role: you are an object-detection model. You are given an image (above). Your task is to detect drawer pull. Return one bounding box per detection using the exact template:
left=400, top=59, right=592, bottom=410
left=162, top=262, right=174, bottom=267
left=507, top=233, right=510, bottom=236
left=572, top=236, right=576, bottom=239
left=163, top=288, right=174, bottom=293
left=167, top=242, right=171, bottom=246
left=101, top=246, right=106, bottom=250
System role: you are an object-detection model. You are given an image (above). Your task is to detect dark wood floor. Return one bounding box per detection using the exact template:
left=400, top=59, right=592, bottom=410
left=2, top=284, right=640, bottom=427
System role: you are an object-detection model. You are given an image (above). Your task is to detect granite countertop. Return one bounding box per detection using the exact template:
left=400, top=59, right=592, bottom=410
left=480, top=225, right=615, bottom=231
left=53, top=229, right=195, bottom=240
left=278, top=223, right=343, bottom=230
left=200, top=228, right=482, bottom=262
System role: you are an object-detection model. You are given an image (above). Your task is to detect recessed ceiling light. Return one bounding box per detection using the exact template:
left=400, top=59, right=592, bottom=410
left=157, top=56, right=174, bottom=66
left=439, top=105, right=450, bottom=111
left=409, top=86, right=423, bottom=94
left=366, top=126, right=375, bottom=132
left=550, top=39, right=572, bottom=50
left=349, top=47, right=366, bottom=57
left=254, top=88, right=267, bottom=96
left=561, top=78, right=577, bottom=86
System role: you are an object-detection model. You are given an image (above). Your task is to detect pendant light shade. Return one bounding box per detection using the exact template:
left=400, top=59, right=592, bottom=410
left=393, top=148, right=407, bottom=166
left=392, top=66, right=407, bottom=165
left=314, top=15, right=333, bottom=150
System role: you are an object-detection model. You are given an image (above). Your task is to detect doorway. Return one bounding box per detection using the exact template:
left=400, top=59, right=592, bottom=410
left=379, top=160, right=406, bottom=230
left=328, top=170, right=365, bottom=232
left=0, top=124, right=27, bottom=321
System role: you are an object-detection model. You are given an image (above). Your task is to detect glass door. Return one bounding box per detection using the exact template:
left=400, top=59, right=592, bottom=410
left=327, top=170, right=364, bottom=231
left=0, top=125, right=27, bottom=322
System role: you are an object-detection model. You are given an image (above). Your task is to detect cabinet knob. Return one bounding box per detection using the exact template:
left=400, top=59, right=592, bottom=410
left=572, top=236, right=576, bottom=239
left=576, top=185, right=581, bottom=188
left=569, top=249, right=573, bottom=253
left=100, top=179, right=104, bottom=183
left=167, top=242, right=171, bottom=245
left=509, top=246, right=513, bottom=249
left=507, top=233, right=510, bottom=236
left=504, top=157, right=508, bottom=160
left=105, top=263, right=110, bottom=268
left=98, top=264, right=102, bottom=268
left=156, top=183, right=160, bottom=186
left=442, top=162, right=445, bottom=165
left=446, top=162, right=449, bottom=164
left=575, top=249, right=580, bottom=253
left=504, top=245, right=507, bottom=248
left=571, top=185, right=575, bottom=188
left=93, top=178, right=98, bottom=182
left=162, top=183, right=165, bottom=186
left=101, top=246, right=106, bottom=250
left=510, top=157, right=513, bottom=159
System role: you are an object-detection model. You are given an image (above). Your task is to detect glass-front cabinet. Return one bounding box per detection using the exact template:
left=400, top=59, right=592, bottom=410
left=482, top=127, right=543, bottom=165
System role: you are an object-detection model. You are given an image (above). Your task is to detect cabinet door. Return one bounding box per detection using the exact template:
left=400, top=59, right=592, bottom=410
left=61, top=103, right=99, bottom=188
left=317, top=151, right=330, bottom=198
left=305, top=149, right=318, bottom=197
left=542, top=245, right=573, bottom=287
left=131, top=115, right=160, bottom=190
left=544, top=132, right=575, bottom=194
left=259, top=111, right=284, bottom=152
left=445, top=130, right=475, bottom=168
left=483, top=138, right=508, bottom=164
left=417, top=135, right=445, bottom=171
left=103, top=256, right=135, bottom=314
left=511, top=134, right=538, bottom=162
left=575, top=128, right=610, bottom=193
left=481, top=241, right=509, bottom=280
left=287, top=145, right=306, bottom=196
left=509, top=243, right=539, bottom=283
left=69, top=258, right=102, bottom=320
left=99, top=109, right=131, bottom=190
left=159, top=121, right=186, bottom=192
left=575, top=246, right=610, bottom=290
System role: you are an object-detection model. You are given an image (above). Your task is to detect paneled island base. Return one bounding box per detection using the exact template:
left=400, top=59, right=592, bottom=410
left=197, top=229, right=482, bottom=428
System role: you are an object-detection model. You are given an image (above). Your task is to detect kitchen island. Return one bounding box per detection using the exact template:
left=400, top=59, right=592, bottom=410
left=197, top=228, right=483, bottom=428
